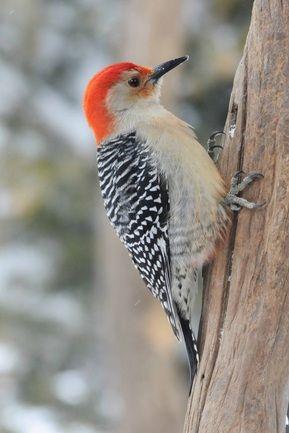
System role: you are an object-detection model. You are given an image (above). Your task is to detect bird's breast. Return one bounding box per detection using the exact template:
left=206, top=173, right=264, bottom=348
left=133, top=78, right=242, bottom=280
left=136, top=114, right=228, bottom=265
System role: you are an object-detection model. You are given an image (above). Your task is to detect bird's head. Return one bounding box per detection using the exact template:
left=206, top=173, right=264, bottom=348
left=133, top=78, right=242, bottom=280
left=83, top=56, right=189, bottom=144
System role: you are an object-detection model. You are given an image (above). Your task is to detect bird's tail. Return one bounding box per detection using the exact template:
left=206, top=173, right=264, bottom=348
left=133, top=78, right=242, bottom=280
left=178, top=311, right=199, bottom=394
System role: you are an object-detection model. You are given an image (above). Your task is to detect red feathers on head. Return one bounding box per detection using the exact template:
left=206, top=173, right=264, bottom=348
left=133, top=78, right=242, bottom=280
left=83, top=62, right=151, bottom=144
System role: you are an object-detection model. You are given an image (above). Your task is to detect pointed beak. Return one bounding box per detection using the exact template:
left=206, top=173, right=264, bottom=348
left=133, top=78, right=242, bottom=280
left=148, top=55, right=189, bottom=83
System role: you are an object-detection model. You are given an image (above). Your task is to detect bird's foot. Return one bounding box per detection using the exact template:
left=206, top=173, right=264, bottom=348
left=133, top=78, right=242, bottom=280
left=207, top=131, right=225, bottom=162
left=224, top=171, right=265, bottom=211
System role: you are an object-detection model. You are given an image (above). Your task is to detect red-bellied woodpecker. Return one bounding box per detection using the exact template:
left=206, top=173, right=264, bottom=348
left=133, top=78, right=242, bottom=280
left=83, top=56, right=263, bottom=386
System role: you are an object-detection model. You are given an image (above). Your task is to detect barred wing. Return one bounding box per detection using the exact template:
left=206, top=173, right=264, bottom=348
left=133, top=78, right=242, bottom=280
left=97, top=133, right=180, bottom=339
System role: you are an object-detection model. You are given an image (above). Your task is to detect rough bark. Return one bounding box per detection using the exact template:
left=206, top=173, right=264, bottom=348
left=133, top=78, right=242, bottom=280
left=184, top=1, right=289, bottom=432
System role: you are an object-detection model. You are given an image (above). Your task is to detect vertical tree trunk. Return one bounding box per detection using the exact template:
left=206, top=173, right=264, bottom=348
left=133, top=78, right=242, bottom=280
left=184, top=1, right=289, bottom=432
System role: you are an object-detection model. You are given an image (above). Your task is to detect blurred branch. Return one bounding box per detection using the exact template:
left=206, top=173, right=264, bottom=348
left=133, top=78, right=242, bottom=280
left=184, top=1, right=289, bottom=432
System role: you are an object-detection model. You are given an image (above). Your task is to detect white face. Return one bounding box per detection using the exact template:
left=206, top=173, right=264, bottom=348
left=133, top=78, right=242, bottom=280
left=105, top=70, right=162, bottom=115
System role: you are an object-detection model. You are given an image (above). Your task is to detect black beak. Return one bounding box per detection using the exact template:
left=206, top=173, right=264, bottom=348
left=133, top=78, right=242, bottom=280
left=148, top=55, right=189, bottom=83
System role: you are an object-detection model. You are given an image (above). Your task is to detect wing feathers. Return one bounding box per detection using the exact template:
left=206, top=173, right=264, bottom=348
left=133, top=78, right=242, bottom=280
left=97, top=132, right=180, bottom=338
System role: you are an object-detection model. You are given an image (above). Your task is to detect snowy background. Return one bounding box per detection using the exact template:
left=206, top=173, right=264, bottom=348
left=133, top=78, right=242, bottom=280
left=0, top=1, right=252, bottom=432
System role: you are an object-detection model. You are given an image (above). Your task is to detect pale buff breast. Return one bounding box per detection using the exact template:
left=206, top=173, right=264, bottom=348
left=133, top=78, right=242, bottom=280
left=137, top=110, right=228, bottom=266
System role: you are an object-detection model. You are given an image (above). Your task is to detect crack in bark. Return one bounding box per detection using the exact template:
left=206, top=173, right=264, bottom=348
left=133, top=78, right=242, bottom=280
left=211, top=52, right=250, bottom=377
left=275, top=390, right=280, bottom=433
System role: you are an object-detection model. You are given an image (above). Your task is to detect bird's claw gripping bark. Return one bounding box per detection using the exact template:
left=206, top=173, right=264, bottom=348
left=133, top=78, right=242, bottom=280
left=207, top=131, right=225, bottom=162
left=224, top=171, right=265, bottom=211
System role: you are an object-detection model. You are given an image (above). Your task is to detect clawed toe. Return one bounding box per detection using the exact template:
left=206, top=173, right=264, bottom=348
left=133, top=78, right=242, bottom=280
left=226, top=197, right=265, bottom=212
left=207, top=131, right=225, bottom=162
left=229, top=203, right=241, bottom=212
left=242, top=171, right=264, bottom=184
left=230, top=171, right=263, bottom=194
left=230, top=170, right=244, bottom=190
left=225, top=170, right=265, bottom=212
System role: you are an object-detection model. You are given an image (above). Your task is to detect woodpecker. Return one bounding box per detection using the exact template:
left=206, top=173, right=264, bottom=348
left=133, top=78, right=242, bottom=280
left=83, top=56, right=263, bottom=386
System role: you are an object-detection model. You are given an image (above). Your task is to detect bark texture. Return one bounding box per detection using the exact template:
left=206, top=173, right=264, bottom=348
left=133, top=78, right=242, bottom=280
left=184, top=1, right=289, bottom=432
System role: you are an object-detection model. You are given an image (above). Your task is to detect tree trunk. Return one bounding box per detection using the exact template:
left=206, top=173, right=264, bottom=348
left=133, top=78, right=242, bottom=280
left=184, top=1, right=289, bottom=432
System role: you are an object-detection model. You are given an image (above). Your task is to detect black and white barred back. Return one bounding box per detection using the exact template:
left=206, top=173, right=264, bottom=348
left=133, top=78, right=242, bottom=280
left=97, top=131, right=199, bottom=383
left=97, top=132, right=180, bottom=336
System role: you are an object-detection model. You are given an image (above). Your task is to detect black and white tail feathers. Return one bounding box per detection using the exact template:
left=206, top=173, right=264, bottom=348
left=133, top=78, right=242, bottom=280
left=177, top=307, right=199, bottom=393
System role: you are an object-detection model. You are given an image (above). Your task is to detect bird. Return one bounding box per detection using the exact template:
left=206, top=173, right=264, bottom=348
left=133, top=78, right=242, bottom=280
left=83, top=56, right=263, bottom=387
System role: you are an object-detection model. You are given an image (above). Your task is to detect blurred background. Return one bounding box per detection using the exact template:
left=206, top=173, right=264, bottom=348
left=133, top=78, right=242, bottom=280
left=0, top=1, right=253, bottom=432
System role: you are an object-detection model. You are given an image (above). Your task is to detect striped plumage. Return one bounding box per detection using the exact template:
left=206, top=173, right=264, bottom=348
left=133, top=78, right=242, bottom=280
left=83, top=57, right=230, bottom=386
left=97, top=132, right=179, bottom=337
left=97, top=123, right=228, bottom=381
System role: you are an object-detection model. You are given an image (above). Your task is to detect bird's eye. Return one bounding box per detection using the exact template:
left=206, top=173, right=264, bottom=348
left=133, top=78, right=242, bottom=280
left=128, top=76, right=140, bottom=87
